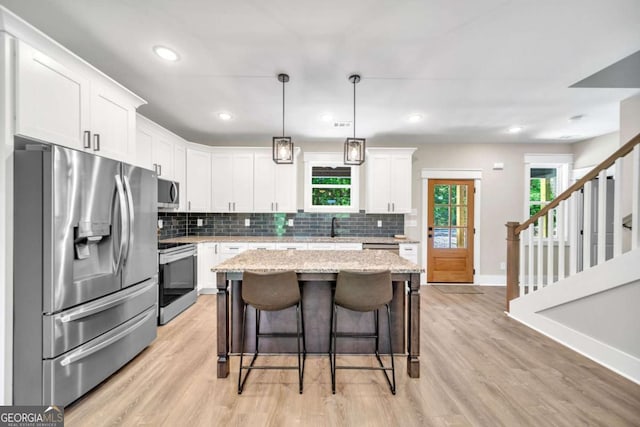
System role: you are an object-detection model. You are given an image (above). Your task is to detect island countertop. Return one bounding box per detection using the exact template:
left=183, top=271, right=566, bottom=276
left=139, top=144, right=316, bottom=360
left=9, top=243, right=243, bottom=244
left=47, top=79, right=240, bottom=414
left=213, top=249, right=423, bottom=274
left=160, top=235, right=419, bottom=244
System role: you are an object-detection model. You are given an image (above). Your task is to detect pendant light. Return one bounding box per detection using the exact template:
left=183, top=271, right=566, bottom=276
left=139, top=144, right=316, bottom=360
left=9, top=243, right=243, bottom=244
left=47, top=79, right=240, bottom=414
left=344, top=74, right=365, bottom=165
left=273, top=73, right=294, bottom=164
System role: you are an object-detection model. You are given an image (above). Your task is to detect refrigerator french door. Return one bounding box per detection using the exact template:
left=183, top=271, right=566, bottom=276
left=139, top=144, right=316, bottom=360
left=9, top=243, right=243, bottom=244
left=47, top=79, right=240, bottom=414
left=13, top=138, right=158, bottom=406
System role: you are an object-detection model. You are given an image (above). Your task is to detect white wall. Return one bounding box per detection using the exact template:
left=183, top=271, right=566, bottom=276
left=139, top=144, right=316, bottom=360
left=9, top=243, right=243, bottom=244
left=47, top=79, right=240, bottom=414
left=572, top=132, right=619, bottom=169
left=0, top=32, right=14, bottom=405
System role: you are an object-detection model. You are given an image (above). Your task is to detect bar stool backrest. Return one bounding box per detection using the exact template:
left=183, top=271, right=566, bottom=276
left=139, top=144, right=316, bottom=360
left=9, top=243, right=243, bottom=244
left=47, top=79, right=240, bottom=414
left=335, top=270, right=392, bottom=312
left=242, top=270, right=300, bottom=311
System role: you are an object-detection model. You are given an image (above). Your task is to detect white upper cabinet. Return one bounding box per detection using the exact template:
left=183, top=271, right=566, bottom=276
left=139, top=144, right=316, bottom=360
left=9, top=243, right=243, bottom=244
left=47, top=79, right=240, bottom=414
left=89, top=81, right=137, bottom=161
left=186, top=145, right=212, bottom=212
left=365, top=148, right=416, bottom=214
left=253, top=149, right=298, bottom=213
left=15, top=39, right=144, bottom=161
left=174, top=143, right=187, bottom=211
left=15, top=40, right=89, bottom=150
left=211, top=150, right=254, bottom=212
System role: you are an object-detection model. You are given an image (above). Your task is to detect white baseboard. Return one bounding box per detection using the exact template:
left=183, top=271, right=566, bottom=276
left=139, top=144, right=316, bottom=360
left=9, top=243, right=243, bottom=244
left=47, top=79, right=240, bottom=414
left=420, top=274, right=506, bottom=286
left=198, top=288, right=217, bottom=295
left=474, top=274, right=506, bottom=286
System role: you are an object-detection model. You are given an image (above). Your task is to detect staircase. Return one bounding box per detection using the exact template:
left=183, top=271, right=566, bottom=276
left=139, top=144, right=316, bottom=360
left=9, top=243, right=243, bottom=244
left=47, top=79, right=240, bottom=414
left=505, top=132, right=640, bottom=384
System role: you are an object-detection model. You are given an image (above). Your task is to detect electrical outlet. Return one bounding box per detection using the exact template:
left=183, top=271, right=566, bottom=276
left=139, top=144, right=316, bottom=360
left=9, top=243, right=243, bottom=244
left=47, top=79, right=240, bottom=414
left=157, top=219, right=163, bottom=229
left=288, top=219, right=294, bottom=227
left=197, top=218, right=203, bottom=227
left=245, top=218, right=251, bottom=227
left=377, top=220, right=382, bottom=228
left=500, top=262, right=506, bottom=271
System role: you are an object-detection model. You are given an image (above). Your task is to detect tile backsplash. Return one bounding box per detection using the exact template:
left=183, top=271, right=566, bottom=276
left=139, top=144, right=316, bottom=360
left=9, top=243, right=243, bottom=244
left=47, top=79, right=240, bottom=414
left=158, top=211, right=404, bottom=240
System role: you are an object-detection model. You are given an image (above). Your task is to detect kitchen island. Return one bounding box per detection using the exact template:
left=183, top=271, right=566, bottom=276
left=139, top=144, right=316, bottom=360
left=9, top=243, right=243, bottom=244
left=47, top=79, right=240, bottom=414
left=213, top=250, right=422, bottom=378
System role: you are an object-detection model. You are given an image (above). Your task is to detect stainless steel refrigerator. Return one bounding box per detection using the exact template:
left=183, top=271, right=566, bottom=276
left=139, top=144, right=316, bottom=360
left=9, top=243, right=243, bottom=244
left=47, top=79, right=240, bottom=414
left=13, top=138, right=158, bottom=406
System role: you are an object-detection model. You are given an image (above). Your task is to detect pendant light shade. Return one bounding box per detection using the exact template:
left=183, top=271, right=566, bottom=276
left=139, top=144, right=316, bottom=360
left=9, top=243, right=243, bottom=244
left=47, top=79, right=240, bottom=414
left=273, top=73, right=294, bottom=164
left=344, top=74, right=365, bottom=165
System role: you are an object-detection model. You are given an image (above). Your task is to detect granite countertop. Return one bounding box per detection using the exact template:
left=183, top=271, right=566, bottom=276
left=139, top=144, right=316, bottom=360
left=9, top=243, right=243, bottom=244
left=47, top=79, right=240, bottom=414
left=213, top=249, right=423, bottom=274
left=159, top=235, right=419, bottom=244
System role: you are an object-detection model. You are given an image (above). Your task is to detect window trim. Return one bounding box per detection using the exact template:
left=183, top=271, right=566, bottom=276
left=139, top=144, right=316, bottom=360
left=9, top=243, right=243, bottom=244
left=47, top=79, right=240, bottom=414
left=303, top=153, right=360, bottom=213
left=523, top=154, right=573, bottom=238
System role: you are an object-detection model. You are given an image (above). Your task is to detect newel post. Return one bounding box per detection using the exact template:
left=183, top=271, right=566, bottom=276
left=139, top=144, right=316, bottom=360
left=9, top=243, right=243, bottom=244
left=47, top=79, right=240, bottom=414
left=505, top=221, right=521, bottom=312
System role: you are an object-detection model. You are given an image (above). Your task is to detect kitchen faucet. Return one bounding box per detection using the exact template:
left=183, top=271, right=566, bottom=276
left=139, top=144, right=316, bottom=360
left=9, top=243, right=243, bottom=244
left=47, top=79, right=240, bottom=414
left=331, top=217, right=337, bottom=238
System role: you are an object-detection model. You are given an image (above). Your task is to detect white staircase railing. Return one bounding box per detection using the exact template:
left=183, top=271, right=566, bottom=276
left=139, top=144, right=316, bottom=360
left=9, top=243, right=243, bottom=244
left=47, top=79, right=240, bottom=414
left=506, top=132, right=640, bottom=311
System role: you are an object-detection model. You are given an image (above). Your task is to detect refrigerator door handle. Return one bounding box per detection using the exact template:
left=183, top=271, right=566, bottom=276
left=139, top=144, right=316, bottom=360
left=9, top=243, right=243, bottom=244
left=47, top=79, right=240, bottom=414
left=59, top=280, right=156, bottom=323
left=123, top=175, right=135, bottom=265
left=59, top=309, right=155, bottom=367
left=114, top=175, right=129, bottom=274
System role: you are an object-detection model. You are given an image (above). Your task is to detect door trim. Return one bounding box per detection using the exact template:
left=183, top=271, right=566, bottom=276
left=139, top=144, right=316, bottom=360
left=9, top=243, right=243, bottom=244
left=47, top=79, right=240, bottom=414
left=421, top=169, right=482, bottom=285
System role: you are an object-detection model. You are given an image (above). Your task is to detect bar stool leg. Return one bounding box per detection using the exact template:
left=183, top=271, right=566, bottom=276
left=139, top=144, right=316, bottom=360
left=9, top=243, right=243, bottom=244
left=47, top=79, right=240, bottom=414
left=331, top=304, right=338, bottom=394
left=238, top=303, right=248, bottom=394
left=386, top=304, right=396, bottom=395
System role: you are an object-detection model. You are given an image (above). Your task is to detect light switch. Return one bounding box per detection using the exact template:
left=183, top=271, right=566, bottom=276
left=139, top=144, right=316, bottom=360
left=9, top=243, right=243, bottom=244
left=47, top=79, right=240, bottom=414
left=157, top=219, right=163, bottom=229
left=197, top=218, right=203, bottom=227
left=377, top=220, right=382, bottom=228
left=245, top=218, right=251, bottom=227
left=288, top=219, right=294, bottom=227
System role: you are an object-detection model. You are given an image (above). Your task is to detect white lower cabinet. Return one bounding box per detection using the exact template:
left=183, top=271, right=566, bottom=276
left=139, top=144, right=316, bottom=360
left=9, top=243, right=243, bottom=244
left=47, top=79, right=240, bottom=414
left=334, top=243, right=363, bottom=251
left=218, top=243, right=249, bottom=262
left=275, top=242, right=309, bottom=250
left=247, top=242, right=277, bottom=250
left=197, top=243, right=218, bottom=294
left=399, top=243, right=419, bottom=264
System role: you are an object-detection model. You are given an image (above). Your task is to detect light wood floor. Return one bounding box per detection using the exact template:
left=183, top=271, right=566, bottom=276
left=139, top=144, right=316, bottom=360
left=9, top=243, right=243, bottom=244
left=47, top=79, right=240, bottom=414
left=65, top=287, right=640, bottom=426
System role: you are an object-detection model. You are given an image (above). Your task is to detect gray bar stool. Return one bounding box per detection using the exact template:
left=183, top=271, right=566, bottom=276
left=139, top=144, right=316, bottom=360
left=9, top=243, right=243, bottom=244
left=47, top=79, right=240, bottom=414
left=330, top=270, right=396, bottom=394
left=238, top=270, right=306, bottom=394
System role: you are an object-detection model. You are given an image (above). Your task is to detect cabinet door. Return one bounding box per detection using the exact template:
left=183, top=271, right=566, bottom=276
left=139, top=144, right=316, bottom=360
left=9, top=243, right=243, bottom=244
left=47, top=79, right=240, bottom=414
left=153, top=136, right=174, bottom=179
left=173, top=144, right=187, bottom=211
left=231, top=153, right=254, bottom=212
left=90, top=83, right=136, bottom=161
left=390, top=155, right=412, bottom=213
left=186, top=148, right=211, bottom=212
left=211, top=152, right=234, bottom=212
left=135, top=126, right=154, bottom=170
left=274, top=161, right=297, bottom=212
left=366, top=154, right=392, bottom=213
left=15, top=40, right=89, bottom=150
left=197, top=243, right=218, bottom=292
left=253, top=151, right=276, bottom=212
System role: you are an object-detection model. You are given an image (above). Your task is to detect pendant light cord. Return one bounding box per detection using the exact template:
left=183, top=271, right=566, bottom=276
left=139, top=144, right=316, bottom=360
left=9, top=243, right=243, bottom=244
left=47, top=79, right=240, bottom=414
left=353, top=78, right=356, bottom=138
left=282, top=78, right=285, bottom=137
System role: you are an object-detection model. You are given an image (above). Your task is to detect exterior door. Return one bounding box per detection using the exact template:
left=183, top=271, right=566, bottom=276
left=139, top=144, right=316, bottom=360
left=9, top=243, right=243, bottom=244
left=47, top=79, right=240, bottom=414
left=427, top=179, right=474, bottom=283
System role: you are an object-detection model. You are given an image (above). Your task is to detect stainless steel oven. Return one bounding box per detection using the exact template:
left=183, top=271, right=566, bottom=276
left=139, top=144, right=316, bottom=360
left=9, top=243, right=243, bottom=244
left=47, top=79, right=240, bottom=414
left=158, top=243, right=197, bottom=324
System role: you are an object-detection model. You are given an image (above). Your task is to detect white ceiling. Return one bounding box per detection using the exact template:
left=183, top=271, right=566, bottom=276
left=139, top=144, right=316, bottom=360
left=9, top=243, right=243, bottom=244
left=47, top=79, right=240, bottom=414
left=1, top=0, right=639, bottom=145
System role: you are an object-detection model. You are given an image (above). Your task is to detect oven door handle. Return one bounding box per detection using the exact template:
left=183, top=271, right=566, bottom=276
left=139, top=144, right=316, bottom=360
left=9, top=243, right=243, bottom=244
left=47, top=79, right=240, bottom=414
left=59, top=280, right=156, bottom=323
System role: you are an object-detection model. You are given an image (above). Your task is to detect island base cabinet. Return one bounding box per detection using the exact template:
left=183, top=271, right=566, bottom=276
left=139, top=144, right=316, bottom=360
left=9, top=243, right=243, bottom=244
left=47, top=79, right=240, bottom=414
left=228, top=280, right=405, bottom=354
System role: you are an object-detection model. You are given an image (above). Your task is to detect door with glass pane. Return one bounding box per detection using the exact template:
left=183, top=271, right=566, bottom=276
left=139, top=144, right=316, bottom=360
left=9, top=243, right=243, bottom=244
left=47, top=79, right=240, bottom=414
left=427, top=179, right=474, bottom=283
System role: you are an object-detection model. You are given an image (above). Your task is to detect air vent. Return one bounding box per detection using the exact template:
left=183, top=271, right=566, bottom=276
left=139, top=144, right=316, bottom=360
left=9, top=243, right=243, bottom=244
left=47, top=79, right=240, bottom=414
left=333, top=121, right=352, bottom=128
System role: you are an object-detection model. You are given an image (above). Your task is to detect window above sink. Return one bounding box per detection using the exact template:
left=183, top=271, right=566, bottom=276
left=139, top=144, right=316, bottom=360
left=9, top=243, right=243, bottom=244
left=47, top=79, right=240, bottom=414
left=303, top=153, right=360, bottom=213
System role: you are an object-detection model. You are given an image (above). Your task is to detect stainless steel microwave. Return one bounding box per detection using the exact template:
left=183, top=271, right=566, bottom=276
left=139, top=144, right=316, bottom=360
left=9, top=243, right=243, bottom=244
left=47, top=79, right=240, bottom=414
left=158, top=178, right=179, bottom=209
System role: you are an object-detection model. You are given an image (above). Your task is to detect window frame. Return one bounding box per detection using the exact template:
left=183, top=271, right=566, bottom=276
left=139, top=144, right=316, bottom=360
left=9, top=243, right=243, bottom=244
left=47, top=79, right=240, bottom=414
left=303, top=153, right=360, bottom=213
left=523, top=154, right=573, bottom=239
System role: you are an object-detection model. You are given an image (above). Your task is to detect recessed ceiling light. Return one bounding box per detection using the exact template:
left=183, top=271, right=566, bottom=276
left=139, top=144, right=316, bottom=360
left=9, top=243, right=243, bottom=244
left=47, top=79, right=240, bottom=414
left=559, top=134, right=580, bottom=140
left=568, top=114, right=585, bottom=122
left=218, top=112, right=232, bottom=121
left=407, top=114, right=424, bottom=123
left=320, top=113, right=333, bottom=122
left=508, top=126, right=523, bottom=134
left=153, top=46, right=179, bottom=61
